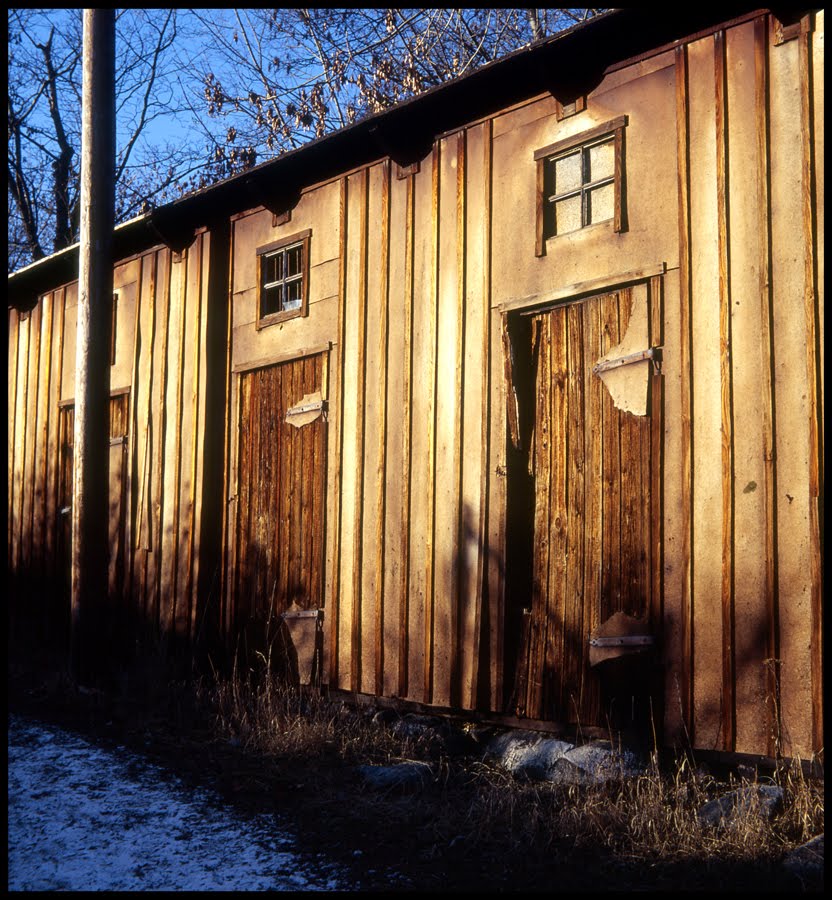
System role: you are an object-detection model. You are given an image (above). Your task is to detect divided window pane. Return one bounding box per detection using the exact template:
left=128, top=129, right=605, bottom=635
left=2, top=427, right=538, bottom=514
left=545, top=134, right=616, bottom=236
left=259, top=236, right=307, bottom=322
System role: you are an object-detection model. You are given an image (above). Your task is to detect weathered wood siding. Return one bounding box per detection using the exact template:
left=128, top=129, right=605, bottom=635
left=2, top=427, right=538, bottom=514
left=669, top=13, right=823, bottom=758
left=7, top=9, right=822, bottom=761
left=304, top=10, right=820, bottom=757
left=8, top=236, right=212, bottom=651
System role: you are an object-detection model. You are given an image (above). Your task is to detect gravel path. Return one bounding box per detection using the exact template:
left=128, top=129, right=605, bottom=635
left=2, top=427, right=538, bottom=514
left=8, top=713, right=358, bottom=891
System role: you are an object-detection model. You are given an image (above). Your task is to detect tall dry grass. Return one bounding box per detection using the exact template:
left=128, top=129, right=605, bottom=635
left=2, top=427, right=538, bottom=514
left=192, top=661, right=823, bottom=873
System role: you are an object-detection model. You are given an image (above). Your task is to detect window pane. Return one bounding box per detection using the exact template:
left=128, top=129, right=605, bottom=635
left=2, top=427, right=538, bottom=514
left=552, top=151, right=582, bottom=195
left=587, top=182, right=614, bottom=224
left=586, top=139, right=614, bottom=183
left=283, top=279, right=302, bottom=310
left=286, top=244, right=303, bottom=277
left=262, top=285, right=280, bottom=317
left=554, top=195, right=582, bottom=234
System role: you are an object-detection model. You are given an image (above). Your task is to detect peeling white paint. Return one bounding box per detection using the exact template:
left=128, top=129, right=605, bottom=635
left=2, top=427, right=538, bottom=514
left=594, top=283, right=651, bottom=416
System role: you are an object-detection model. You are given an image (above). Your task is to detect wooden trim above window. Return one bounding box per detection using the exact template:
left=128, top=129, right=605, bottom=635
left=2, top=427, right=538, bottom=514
left=533, top=115, right=628, bottom=162
left=256, top=228, right=312, bottom=259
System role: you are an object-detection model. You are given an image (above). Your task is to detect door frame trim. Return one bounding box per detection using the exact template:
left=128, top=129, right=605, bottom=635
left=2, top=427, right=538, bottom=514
left=231, top=341, right=332, bottom=375
left=497, top=262, right=667, bottom=316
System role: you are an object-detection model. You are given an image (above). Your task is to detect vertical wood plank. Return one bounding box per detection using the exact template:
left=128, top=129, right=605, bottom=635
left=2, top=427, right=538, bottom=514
left=337, top=174, right=357, bottom=688
left=769, top=17, right=815, bottom=758
left=235, top=372, right=251, bottom=634
left=165, top=249, right=188, bottom=640
left=153, top=249, right=173, bottom=635
left=336, top=171, right=364, bottom=691
left=547, top=309, right=568, bottom=720
left=312, top=352, right=326, bottom=611
left=7, top=308, right=17, bottom=567
left=648, top=276, right=664, bottom=632
left=459, top=122, right=485, bottom=710
left=689, top=34, right=724, bottom=752
left=600, top=292, right=622, bottom=624
left=382, top=164, right=406, bottom=698
left=134, top=253, right=156, bottom=624
left=725, top=21, right=771, bottom=756
left=649, top=275, right=665, bottom=736
left=47, top=288, right=68, bottom=581
left=675, top=43, right=695, bottom=740
left=528, top=312, right=550, bottom=718
left=22, top=302, right=42, bottom=572
left=616, top=288, right=644, bottom=618
left=220, top=225, right=237, bottom=649
left=328, top=177, right=347, bottom=686
left=433, top=133, right=463, bottom=708
left=10, top=311, right=25, bottom=571
left=424, top=144, right=440, bottom=703
left=398, top=171, right=415, bottom=698
left=35, top=294, right=55, bottom=574
left=175, top=238, right=201, bottom=641
left=564, top=303, right=586, bottom=720
left=582, top=297, right=603, bottom=724
left=123, top=258, right=143, bottom=608
left=182, top=234, right=204, bottom=640
left=452, top=128, right=466, bottom=708
left=715, top=29, right=736, bottom=751
left=351, top=167, right=369, bottom=692
left=288, top=362, right=303, bottom=609
left=406, top=151, right=435, bottom=702
left=469, top=118, right=493, bottom=710
left=799, top=24, right=823, bottom=757
left=187, top=234, right=208, bottom=641
left=374, top=161, right=391, bottom=697
left=489, top=303, right=507, bottom=711
left=359, top=163, right=384, bottom=695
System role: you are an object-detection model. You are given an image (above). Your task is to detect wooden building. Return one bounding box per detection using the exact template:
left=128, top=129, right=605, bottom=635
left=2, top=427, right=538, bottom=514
left=8, top=7, right=823, bottom=763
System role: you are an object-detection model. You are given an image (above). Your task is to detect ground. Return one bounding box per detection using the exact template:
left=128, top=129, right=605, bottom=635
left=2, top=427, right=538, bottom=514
left=7, top=663, right=822, bottom=893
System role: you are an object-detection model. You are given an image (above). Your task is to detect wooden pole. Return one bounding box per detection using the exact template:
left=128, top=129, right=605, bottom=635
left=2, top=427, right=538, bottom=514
left=71, top=8, right=115, bottom=683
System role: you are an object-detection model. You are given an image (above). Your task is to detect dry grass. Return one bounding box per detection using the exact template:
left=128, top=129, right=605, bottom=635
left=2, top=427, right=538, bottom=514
left=8, top=650, right=824, bottom=890
left=190, top=663, right=823, bottom=884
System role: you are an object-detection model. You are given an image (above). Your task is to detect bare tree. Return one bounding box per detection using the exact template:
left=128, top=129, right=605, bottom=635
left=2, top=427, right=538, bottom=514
left=8, top=8, right=203, bottom=272
left=8, top=8, right=606, bottom=272
left=180, top=9, right=605, bottom=186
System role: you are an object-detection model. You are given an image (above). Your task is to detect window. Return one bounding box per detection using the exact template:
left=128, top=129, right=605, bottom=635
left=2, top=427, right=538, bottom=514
left=534, top=116, right=627, bottom=255
left=256, top=229, right=311, bottom=327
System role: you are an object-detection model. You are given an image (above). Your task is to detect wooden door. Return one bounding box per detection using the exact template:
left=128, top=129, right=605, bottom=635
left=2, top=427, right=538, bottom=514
left=234, top=353, right=327, bottom=659
left=514, top=288, right=657, bottom=726
left=57, top=393, right=130, bottom=606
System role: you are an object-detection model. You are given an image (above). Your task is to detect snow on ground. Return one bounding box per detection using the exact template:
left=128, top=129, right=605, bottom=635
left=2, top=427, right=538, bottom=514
left=8, top=713, right=359, bottom=891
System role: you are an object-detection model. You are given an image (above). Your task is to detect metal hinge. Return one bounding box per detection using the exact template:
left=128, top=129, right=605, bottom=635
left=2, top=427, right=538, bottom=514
left=593, top=346, right=662, bottom=376
left=588, top=635, right=655, bottom=648
left=286, top=399, right=325, bottom=418
left=281, top=608, right=324, bottom=620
